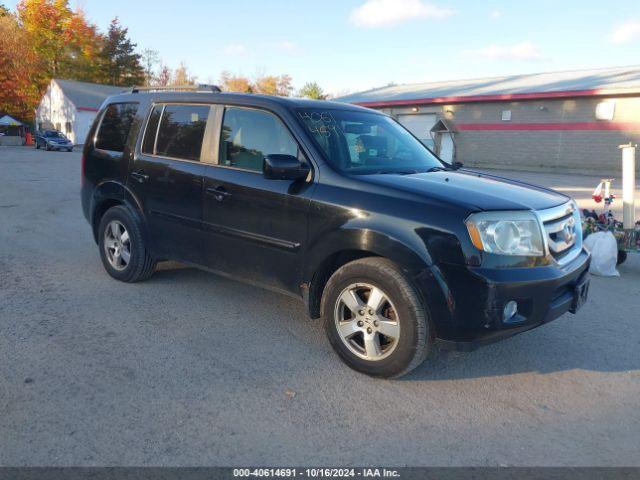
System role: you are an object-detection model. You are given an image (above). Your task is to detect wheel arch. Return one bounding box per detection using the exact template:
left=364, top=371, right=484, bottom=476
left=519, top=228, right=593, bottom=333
left=90, top=180, right=144, bottom=244
left=303, top=228, right=433, bottom=319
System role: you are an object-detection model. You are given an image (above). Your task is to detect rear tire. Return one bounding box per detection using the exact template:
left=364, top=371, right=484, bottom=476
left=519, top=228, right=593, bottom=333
left=98, top=205, right=156, bottom=282
left=321, top=257, right=430, bottom=378
left=35, top=141, right=40, bottom=149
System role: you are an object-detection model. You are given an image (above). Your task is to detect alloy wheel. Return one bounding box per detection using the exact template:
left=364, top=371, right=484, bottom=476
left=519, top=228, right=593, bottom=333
left=103, top=220, right=131, bottom=271
left=333, top=283, right=400, bottom=361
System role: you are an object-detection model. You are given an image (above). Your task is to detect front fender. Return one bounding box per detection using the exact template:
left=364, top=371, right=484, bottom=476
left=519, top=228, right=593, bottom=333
left=303, top=225, right=433, bottom=282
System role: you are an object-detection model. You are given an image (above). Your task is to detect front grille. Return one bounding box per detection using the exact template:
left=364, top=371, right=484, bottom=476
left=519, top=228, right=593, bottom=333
left=537, top=202, right=582, bottom=265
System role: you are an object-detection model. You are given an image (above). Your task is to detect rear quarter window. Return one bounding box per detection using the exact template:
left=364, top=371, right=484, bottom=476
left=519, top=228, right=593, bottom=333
left=95, top=102, right=139, bottom=152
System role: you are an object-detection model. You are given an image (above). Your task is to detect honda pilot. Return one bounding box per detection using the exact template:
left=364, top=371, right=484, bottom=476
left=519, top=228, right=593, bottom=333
left=81, top=88, right=590, bottom=378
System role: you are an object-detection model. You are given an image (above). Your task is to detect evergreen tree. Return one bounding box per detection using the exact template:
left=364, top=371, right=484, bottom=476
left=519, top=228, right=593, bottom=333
left=100, top=17, right=144, bottom=86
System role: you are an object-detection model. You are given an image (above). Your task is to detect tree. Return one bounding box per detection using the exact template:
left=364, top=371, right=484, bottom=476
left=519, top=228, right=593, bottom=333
left=0, top=15, right=45, bottom=120
left=141, top=48, right=159, bottom=86
left=219, top=71, right=253, bottom=93
left=173, top=61, right=196, bottom=85
left=17, top=0, right=101, bottom=81
left=298, top=82, right=326, bottom=100
left=100, top=17, right=144, bottom=86
left=0, top=3, right=11, bottom=16
left=155, top=63, right=172, bottom=86
left=254, top=73, right=293, bottom=96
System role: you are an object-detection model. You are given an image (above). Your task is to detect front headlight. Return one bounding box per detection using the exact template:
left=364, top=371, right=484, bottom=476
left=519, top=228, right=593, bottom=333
left=465, top=211, right=544, bottom=256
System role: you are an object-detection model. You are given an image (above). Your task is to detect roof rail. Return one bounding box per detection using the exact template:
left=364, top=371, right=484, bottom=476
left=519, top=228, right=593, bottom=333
left=130, top=84, right=222, bottom=94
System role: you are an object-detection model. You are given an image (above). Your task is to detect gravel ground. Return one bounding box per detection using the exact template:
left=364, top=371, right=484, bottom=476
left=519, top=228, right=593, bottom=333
left=1, top=146, right=639, bottom=467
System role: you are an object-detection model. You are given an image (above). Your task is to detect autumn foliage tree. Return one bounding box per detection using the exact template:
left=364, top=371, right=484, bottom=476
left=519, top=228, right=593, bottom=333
left=172, top=61, right=197, bottom=85
left=254, top=74, right=293, bottom=96
left=0, top=14, right=45, bottom=119
left=219, top=71, right=253, bottom=93
left=17, top=0, right=101, bottom=82
left=219, top=71, right=294, bottom=96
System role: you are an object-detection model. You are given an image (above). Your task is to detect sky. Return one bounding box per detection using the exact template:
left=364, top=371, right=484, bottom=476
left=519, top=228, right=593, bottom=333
left=5, top=0, right=640, bottom=95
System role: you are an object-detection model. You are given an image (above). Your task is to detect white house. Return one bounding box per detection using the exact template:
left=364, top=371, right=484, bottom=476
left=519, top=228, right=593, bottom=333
left=36, top=79, right=123, bottom=145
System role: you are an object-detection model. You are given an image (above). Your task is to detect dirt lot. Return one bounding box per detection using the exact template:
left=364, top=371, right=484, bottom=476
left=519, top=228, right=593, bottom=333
left=1, top=146, right=639, bottom=466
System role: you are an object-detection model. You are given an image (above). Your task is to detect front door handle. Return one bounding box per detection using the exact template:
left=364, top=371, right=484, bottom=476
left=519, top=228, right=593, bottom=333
left=130, top=170, right=149, bottom=183
left=206, top=186, right=232, bottom=202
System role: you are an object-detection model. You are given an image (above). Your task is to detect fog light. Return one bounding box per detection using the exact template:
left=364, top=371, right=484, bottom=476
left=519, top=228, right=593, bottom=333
left=503, top=301, right=518, bottom=321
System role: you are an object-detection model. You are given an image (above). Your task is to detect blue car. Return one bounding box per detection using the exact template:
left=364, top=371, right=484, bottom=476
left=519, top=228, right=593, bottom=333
left=35, top=130, right=73, bottom=152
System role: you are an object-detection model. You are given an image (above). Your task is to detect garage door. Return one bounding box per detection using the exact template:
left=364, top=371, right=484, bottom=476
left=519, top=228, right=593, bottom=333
left=397, top=114, right=436, bottom=149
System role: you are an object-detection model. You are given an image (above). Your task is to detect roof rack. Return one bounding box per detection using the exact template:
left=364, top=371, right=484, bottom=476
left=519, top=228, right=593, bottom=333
left=130, top=84, right=222, bottom=94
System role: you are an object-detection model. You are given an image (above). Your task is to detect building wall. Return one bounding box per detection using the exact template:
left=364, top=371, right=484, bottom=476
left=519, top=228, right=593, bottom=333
left=381, top=96, right=640, bottom=174
left=75, top=110, right=99, bottom=145
left=36, top=81, right=77, bottom=142
left=35, top=80, right=100, bottom=145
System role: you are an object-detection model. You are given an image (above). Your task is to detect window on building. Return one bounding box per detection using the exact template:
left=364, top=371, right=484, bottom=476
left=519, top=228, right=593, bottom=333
left=95, top=102, right=139, bottom=152
left=65, top=122, right=72, bottom=134
left=155, top=104, right=210, bottom=161
left=220, top=107, right=298, bottom=172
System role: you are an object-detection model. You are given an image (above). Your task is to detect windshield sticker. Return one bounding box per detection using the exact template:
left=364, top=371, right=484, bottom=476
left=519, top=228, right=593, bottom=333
left=299, top=111, right=340, bottom=138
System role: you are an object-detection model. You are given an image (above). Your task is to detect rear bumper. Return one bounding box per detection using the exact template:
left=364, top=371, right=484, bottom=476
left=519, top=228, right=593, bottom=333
left=424, top=249, right=591, bottom=351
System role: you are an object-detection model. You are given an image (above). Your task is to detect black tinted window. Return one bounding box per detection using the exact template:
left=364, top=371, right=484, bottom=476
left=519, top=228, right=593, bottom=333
left=220, top=107, right=297, bottom=171
left=155, top=104, right=210, bottom=161
left=141, top=105, right=162, bottom=155
left=95, top=103, right=139, bottom=152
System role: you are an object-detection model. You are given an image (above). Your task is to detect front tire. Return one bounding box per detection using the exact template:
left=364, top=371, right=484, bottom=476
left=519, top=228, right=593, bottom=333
left=321, top=257, right=430, bottom=378
left=98, top=205, right=156, bottom=282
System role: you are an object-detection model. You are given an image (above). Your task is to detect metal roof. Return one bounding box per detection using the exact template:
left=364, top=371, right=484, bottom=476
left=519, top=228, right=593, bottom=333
left=337, top=65, right=640, bottom=106
left=54, top=79, right=124, bottom=110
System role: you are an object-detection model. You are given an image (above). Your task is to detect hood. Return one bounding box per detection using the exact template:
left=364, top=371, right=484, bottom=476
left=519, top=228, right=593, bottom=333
left=50, top=138, right=70, bottom=143
left=358, top=169, right=569, bottom=211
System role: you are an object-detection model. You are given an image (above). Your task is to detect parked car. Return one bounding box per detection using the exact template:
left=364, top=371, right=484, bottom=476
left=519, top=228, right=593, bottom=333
left=35, top=129, right=73, bottom=151
left=81, top=90, right=590, bottom=378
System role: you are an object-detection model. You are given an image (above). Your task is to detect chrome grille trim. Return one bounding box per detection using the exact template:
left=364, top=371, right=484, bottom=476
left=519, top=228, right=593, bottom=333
left=535, top=201, right=583, bottom=266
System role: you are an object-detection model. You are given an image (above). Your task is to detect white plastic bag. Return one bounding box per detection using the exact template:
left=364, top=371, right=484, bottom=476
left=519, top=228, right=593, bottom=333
left=583, top=231, right=619, bottom=277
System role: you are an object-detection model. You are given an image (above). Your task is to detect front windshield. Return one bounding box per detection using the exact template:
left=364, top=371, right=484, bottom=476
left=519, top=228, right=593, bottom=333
left=45, top=131, right=66, bottom=139
left=296, top=108, right=443, bottom=174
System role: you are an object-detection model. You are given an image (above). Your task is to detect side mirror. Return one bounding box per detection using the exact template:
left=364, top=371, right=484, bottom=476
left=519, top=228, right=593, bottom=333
left=263, top=154, right=309, bottom=180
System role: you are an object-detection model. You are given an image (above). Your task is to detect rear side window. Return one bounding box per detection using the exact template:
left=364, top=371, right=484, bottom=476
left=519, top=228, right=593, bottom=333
left=153, top=104, right=210, bottom=161
left=95, top=102, right=139, bottom=152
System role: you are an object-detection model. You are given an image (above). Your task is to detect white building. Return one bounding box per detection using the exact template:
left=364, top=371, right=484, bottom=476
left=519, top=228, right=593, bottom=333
left=36, top=79, right=123, bottom=145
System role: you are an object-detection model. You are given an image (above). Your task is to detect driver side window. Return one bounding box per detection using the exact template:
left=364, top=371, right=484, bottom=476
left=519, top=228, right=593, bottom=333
left=220, top=107, right=298, bottom=172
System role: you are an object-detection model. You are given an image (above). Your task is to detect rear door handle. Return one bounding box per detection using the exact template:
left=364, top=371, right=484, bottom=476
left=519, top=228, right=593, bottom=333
left=206, top=186, right=232, bottom=202
left=130, top=170, right=149, bottom=183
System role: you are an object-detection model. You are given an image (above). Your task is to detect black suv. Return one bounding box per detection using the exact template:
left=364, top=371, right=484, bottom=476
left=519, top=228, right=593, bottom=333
left=81, top=88, right=590, bottom=378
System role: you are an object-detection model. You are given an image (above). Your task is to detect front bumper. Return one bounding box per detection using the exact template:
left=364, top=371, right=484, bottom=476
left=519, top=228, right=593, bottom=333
left=425, top=248, right=591, bottom=351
